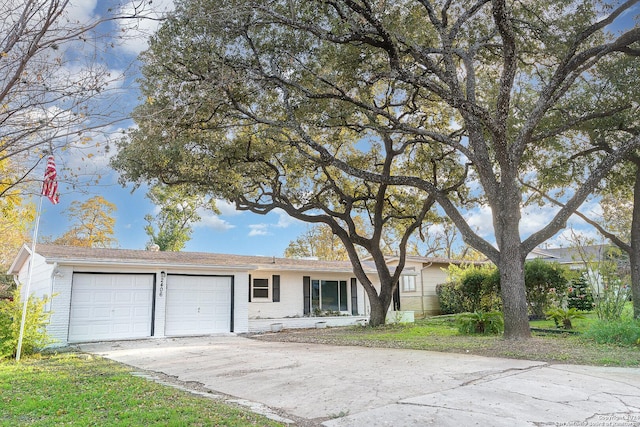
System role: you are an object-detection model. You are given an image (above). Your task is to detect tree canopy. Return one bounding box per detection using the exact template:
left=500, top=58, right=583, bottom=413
left=51, top=195, right=117, bottom=248
left=113, top=0, right=640, bottom=336
left=144, top=184, right=218, bottom=251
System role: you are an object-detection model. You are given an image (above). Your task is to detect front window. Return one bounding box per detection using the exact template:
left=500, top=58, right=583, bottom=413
left=252, top=278, right=269, bottom=299
left=312, top=280, right=348, bottom=312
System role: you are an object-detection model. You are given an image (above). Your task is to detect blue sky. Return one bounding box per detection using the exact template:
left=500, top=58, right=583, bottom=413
left=34, top=0, right=308, bottom=256
left=34, top=1, right=639, bottom=256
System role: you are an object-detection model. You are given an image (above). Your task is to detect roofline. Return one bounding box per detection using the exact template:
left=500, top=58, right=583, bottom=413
left=8, top=244, right=376, bottom=275
left=49, top=258, right=257, bottom=272
left=7, top=244, right=31, bottom=275
left=363, top=254, right=486, bottom=265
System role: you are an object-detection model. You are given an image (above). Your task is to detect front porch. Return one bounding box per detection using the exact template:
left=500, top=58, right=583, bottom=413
left=247, top=311, right=414, bottom=333
left=248, top=316, right=369, bottom=333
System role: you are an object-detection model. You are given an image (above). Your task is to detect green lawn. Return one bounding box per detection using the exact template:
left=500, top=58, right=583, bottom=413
left=257, top=314, right=640, bottom=367
left=0, top=354, right=283, bottom=427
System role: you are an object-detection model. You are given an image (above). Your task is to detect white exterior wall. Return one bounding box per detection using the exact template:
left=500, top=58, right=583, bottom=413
left=47, top=265, right=73, bottom=345
left=249, top=270, right=371, bottom=319
left=233, top=271, right=249, bottom=333
left=16, top=251, right=53, bottom=300
left=19, top=259, right=251, bottom=346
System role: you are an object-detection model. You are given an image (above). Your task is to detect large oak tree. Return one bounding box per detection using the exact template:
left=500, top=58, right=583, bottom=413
left=113, top=0, right=640, bottom=337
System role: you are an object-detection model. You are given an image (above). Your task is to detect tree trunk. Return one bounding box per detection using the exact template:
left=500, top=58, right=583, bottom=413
left=630, top=165, right=640, bottom=319
left=497, top=253, right=531, bottom=339
left=494, top=185, right=531, bottom=340
left=365, top=279, right=394, bottom=327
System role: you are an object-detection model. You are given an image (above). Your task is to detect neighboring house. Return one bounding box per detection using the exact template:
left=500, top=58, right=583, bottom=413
left=527, top=245, right=615, bottom=270
left=375, top=255, right=481, bottom=317
left=8, top=244, right=377, bottom=347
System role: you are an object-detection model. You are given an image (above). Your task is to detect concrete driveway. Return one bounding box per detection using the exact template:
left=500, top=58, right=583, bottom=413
left=79, top=336, right=640, bottom=426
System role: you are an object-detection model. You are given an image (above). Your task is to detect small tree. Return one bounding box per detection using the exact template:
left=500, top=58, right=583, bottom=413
left=0, top=287, right=53, bottom=359
left=524, top=259, right=568, bottom=319
left=144, top=184, right=218, bottom=251
left=570, top=234, right=631, bottom=321
left=567, top=274, right=595, bottom=311
left=52, top=196, right=117, bottom=248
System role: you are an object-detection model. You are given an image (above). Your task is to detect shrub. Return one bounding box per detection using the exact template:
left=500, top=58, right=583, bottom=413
left=435, top=282, right=464, bottom=314
left=583, top=318, right=640, bottom=347
left=437, top=265, right=501, bottom=314
left=455, top=311, right=504, bottom=335
left=0, top=287, right=53, bottom=359
left=524, top=259, right=568, bottom=319
left=544, top=307, right=585, bottom=330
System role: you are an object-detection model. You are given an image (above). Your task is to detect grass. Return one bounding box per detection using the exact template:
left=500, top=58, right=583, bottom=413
left=256, top=315, right=640, bottom=367
left=0, top=353, right=284, bottom=427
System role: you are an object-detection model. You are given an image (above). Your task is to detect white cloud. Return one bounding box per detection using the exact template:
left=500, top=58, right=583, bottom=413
left=66, top=0, right=99, bottom=23
left=248, top=224, right=270, bottom=237
left=547, top=226, right=604, bottom=248
left=519, top=204, right=560, bottom=236
left=116, top=0, right=175, bottom=55
left=464, top=205, right=495, bottom=239
left=215, top=199, right=242, bottom=216
left=195, top=210, right=235, bottom=232
left=273, top=208, right=301, bottom=228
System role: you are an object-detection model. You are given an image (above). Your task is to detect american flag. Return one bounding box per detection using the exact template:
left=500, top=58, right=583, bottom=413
left=42, top=155, right=59, bottom=204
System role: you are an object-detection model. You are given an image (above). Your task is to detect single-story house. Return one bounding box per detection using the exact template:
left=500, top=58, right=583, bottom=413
left=8, top=244, right=380, bottom=346
left=8, top=244, right=465, bottom=346
left=527, top=245, right=614, bottom=270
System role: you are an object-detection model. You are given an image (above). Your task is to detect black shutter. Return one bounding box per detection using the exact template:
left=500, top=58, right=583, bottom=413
left=350, top=278, right=358, bottom=315
left=248, top=274, right=252, bottom=302
left=272, top=275, right=280, bottom=302
left=303, top=276, right=311, bottom=315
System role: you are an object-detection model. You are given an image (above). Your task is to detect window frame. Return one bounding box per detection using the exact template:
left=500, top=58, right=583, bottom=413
left=401, top=274, right=417, bottom=292
left=311, top=278, right=349, bottom=313
left=252, top=277, right=270, bottom=300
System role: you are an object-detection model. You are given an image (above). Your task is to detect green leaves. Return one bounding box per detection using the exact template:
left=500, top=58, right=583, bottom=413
left=0, top=287, right=53, bottom=359
left=144, top=184, right=218, bottom=251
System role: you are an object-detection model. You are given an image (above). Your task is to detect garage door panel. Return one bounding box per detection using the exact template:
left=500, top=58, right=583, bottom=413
left=69, top=273, right=154, bottom=342
left=165, top=275, right=231, bottom=336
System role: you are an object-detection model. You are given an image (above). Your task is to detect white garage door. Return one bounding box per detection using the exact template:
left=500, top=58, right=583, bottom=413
left=68, top=273, right=154, bottom=342
left=165, top=275, right=232, bottom=336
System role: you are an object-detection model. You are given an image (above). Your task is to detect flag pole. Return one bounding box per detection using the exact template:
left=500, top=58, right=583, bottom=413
left=16, top=152, right=58, bottom=361
left=16, top=194, right=45, bottom=362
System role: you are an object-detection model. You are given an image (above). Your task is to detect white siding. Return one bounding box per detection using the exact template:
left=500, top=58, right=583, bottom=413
left=48, top=266, right=73, bottom=345
left=248, top=271, right=371, bottom=319
left=233, top=272, right=249, bottom=333
left=16, top=251, right=53, bottom=300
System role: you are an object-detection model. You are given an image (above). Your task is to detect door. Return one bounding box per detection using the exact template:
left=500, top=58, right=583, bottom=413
left=68, top=273, right=154, bottom=342
left=165, top=275, right=232, bottom=336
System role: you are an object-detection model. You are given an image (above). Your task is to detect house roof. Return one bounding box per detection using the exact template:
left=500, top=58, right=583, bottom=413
left=9, top=244, right=376, bottom=274
left=378, top=254, right=487, bottom=266
left=527, top=245, right=611, bottom=265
